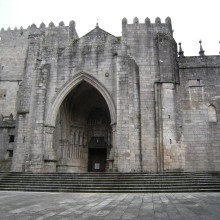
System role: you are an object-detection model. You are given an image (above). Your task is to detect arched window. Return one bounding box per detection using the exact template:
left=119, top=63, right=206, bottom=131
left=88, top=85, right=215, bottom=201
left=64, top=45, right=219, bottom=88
left=208, top=105, right=217, bottom=122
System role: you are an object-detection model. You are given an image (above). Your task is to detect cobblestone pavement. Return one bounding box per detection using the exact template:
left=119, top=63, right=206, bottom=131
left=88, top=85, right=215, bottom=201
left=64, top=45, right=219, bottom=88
left=0, top=191, right=220, bottom=220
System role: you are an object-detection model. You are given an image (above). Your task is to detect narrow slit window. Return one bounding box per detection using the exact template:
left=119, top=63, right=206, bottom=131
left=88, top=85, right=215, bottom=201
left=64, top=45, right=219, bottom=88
left=9, top=135, right=15, bottom=143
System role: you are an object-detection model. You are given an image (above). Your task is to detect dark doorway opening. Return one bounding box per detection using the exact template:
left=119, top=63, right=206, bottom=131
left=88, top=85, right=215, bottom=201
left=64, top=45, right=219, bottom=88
left=88, top=148, right=107, bottom=172
left=88, top=137, right=107, bottom=172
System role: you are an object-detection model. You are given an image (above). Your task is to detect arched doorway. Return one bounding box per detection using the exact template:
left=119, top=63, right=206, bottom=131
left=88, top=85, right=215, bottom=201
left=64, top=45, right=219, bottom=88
left=53, top=81, right=112, bottom=172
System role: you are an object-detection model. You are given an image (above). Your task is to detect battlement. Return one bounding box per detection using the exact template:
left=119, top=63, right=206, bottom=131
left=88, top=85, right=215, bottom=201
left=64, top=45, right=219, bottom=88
left=0, top=20, right=75, bottom=33
left=122, top=17, right=173, bottom=37
left=0, top=20, right=78, bottom=41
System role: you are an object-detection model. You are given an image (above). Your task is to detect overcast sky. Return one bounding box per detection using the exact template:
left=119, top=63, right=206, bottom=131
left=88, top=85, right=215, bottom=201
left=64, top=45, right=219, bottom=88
left=0, top=0, right=219, bottom=56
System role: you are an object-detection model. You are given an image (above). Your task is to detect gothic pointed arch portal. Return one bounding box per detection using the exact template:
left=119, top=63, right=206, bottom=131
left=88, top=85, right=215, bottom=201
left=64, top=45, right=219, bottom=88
left=46, top=72, right=116, bottom=127
left=45, top=72, right=116, bottom=172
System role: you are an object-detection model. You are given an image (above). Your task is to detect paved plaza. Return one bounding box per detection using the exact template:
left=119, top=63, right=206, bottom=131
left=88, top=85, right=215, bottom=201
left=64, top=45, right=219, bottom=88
left=0, top=191, right=220, bottom=220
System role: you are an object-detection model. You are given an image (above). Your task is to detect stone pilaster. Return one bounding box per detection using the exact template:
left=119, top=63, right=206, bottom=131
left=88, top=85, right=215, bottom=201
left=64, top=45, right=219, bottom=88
left=43, top=125, right=57, bottom=172
left=115, top=51, right=131, bottom=172
left=11, top=113, right=28, bottom=172
left=155, top=82, right=181, bottom=171
left=107, top=123, right=116, bottom=172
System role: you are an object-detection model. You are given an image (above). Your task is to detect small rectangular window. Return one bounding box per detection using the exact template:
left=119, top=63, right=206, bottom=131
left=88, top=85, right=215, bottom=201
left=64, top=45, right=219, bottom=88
left=7, top=150, right=13, bottom=158
left=9, top=135, right=15, bottom=143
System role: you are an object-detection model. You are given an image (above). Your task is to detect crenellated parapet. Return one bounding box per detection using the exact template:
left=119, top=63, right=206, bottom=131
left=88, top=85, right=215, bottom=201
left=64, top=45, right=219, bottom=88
left=0, top=20, right=75, bottom=33
left=0, top=20, right=78, bottom=44
left=122, top=16, right=173, bottom=39
left=0, top=26, right=29, bottom=40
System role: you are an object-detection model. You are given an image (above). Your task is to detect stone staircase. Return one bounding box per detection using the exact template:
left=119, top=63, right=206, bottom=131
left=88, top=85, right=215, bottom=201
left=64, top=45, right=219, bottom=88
left=0, top=172, right=220, bottom=193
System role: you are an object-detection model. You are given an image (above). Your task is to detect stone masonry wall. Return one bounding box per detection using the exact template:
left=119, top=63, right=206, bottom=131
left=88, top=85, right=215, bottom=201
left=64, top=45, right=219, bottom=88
left=0, top=28, right=28, bottom=119
left=179, top=56, right=220, bottom=171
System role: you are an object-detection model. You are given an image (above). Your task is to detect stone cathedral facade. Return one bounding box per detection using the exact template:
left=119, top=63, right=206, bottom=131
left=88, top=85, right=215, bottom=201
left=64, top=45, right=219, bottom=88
left=0, top=17, right=220, bottom=173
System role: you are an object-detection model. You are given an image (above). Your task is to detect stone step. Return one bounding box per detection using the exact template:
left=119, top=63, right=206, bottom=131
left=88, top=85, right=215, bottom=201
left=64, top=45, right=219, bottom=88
left=1, top=172, right=200, bottom=174
left=0, top=172, right=219, bottom=193
left=1, top=184, right=220, bottom=189
left=2, top=188, right=219, bottom=193
left=4, top=178, right=217, bottom=182
left=0, top=186, right=220, bottom=193
left=1, top=179, right=220, bottom=183
left=4, top=173, right=216, bottom=176
left=4, top=172, right=218, bottom=177
left=3, top=174, right=218, bottom=179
